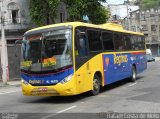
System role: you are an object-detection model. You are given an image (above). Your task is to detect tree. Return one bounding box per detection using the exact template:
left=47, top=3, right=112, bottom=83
left=29, top=0, right=60, bottom=26
left=86, top=1, right=109, bottom=24
left=140, top=0, right=160, bottom=10
left=62, top=0, right=110, bottom=24
left=86, top=5, right=109, bottom=24
left=29, top=0, right=109, bottom=26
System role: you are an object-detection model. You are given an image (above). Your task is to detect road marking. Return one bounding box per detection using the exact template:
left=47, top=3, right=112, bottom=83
left=129, top=83, right=137, bottom=87
left=40, top=105, right=77, bottom=119
left=0, top=90, right=19, bottom=95
left=57, top=105, right=77, bottom=113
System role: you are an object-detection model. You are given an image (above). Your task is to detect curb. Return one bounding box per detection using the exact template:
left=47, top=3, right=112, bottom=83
left=0, top=81, right=21, bottom=88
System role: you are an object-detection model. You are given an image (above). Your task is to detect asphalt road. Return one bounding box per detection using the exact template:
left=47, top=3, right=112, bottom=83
left=0, top=61, right=160, bottom=119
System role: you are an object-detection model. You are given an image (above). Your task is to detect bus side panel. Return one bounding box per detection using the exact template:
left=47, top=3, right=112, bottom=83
left=103, top=54, right=119, bottom=85
left=75, top=54, right=104, bottom=94
left=103, top=53, right=134, bottom=85
left=130, top=52, right=147, bottom=74
left=103, top=53, right=132, bottom=85
left=103, top=51, right=147, bottom=85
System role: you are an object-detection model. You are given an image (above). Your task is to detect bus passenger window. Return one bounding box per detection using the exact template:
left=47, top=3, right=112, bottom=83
left=102, top=32, right=114, bottom=51
left=131, top=36, right=138, bottom=50
left=114, top=33, right=124, bottom=51
left=75, top=30, right=88, bottom=57
left=79, top=36, right=87, bottom=56
left=87, top=30, right=102, bottom=51
left=123, top=35, right=132, bottom=50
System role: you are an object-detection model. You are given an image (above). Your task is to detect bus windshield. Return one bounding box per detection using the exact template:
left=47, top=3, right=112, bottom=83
left=21, top=29, right=72, bottom=72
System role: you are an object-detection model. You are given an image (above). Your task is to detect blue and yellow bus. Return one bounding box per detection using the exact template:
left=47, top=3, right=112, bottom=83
left=17, top=22, right=147, bottom=96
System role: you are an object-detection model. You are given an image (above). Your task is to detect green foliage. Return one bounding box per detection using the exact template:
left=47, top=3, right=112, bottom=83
left=141, top=0, right=160, bottom=10
left=64, top=0, right=86, bottom=21
left=29, top=0, right=60, bottom=26
left=85, top=1, right=109, bottom=24
left=88, top=6, right=109, bottom=24
left=62, top=0, right=110, bottom=24
left=29, top=0, right=109, bottom=26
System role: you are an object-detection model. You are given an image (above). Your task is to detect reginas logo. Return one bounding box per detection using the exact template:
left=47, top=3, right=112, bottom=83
left=114, top=54, right=128, bottom=65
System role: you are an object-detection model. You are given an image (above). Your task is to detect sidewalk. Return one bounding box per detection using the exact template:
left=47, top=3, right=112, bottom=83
left=155, top=57, right=160, bottom=61
left=0, top=79, right=21, bottom=87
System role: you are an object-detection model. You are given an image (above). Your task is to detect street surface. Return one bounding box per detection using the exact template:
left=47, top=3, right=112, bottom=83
left=0, top=61, right=160, bottom=119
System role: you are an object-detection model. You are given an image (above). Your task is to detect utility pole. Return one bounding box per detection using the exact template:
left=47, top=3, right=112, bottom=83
left=1, top=0, right=9, bottom=85
left=126, top=0, right=131, bottom=30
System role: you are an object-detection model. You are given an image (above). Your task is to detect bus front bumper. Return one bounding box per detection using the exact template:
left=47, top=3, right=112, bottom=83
left=21, top=79, right=77, bottom=96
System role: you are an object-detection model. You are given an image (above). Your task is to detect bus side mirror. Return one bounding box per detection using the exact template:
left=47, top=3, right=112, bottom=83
left=15, top=40, right=22, bottom=57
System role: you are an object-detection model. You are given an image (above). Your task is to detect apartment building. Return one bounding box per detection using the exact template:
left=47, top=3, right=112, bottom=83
left=122, top=9, right=160, bottom=57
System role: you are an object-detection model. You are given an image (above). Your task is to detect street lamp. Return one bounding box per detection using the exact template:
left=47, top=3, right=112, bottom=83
left=1, top=0, right=9, bottom=85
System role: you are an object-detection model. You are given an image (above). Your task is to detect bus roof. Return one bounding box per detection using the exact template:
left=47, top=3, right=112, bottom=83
left=26, top=22, right=144, bottom=36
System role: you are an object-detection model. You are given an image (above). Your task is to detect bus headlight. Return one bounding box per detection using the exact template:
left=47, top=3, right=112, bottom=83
left=60, top=74, right=73, bottom=84
left=22, top=79, right=29, bottom=85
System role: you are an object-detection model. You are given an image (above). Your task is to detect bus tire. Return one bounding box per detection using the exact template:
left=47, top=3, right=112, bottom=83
left=91, top=74, right=100, bottom=96
left=130, top=66, right=136, bottom=82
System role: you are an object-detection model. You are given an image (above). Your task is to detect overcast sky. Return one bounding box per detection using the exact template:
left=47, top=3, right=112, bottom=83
left=102, top=0, right=125, bottom=6
left=106, top=0, right=125, bottom=4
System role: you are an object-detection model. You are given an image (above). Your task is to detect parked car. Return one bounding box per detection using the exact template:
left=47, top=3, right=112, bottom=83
left=146, top=49, right=152, bottom=55
left=146, top=54, right=155, bottom=62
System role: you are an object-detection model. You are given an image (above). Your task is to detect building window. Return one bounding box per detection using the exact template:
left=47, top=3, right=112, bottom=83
left=141, top=25, right=148, bottom=31
left=12, top=10, right=18, bottom=23
left=159, top=14, right=160, bottom=21
left=140, top=13, right=146, bottom=21
left=151, top=25, right=157, bottom=31
left=60, top=13, right=64, bottom=23
left=150, top=14, right=155, bottom=21
left=144, top=34, right=149, bottom=42
left=135, top=12, right=140, bottom=19
left=8, top=2, right=19, bottom=24
left=152, top=36, right=158, bottom=42
left=131, top=26, right=136, bottom=31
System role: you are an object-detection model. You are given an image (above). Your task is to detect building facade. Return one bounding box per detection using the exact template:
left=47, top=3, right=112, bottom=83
left=122, top=9, right=160, bottom=57
left=0, top=0, right=32, bottom=42
left=0, top=0, right=68, bottom=80
left=0, top=0, right=68, bottom=42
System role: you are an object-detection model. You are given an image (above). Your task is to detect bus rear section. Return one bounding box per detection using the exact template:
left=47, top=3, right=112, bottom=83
left=73, top=24, right=147, bottom=95
left=102, top=51, right=147, bottom=85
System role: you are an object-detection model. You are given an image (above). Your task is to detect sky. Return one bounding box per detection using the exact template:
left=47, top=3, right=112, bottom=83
left=106, top=0, right=125, bottom=4
left=102, top=0, right=125, bottom=6
left=102, top=0, right=139, bottom=18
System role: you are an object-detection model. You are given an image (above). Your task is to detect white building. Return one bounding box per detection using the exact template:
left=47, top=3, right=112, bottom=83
left=0, top=0, right=32, bottom=42
left=108, top=4, right=139, bottom=21
left=0, top=0, right=68, bottom=80
left=0, top=0, right=68, bottom=42
left=109, top=4, right=139, bottom=19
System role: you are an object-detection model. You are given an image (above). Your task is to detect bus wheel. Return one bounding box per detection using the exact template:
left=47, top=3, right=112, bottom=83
left=130, top=66, right=136, bottom=82
left=91, top=75, right=100, bottom=96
